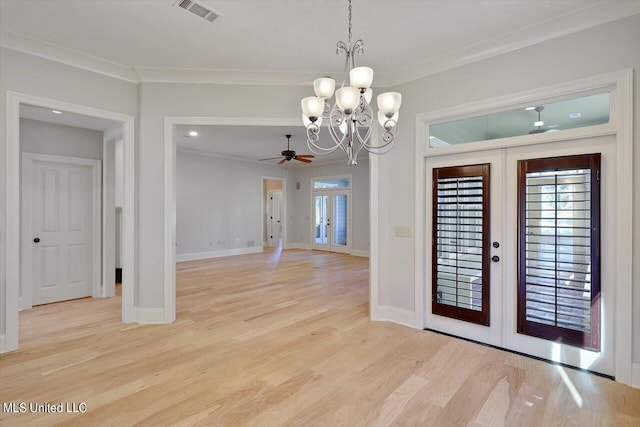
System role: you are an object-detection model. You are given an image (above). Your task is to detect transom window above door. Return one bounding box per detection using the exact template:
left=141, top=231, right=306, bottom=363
left=313, top=177, right=350, bottom=189
left=428, top=92, right=610, bottom=147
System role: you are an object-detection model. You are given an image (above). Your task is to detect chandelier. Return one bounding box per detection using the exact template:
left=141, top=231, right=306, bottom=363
left=300, top=0, right=402, bottom=165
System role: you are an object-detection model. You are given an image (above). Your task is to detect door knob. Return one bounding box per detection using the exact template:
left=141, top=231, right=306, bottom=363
left=491, top=255, right=500, bottom=262
left=33, top=237, right=40, bottom=243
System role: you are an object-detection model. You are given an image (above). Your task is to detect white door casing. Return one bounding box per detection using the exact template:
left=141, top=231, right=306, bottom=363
left=22, top=153, right=101, bottom=308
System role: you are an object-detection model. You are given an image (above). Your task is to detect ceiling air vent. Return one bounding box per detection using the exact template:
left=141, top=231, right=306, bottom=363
left=176, top=0, right=221, bottom=23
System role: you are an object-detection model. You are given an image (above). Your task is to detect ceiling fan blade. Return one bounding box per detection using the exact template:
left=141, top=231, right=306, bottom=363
left=295, top=157, right=312, bottom=163
left=296, top=154, right=315, bottom=158
left=278, top=158, right=287, bottom=164
left=259, top=156, right=284, bottom=161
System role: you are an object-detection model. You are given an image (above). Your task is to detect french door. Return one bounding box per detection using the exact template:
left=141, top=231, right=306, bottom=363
left=312, top=190, right=351, bottom=253
left=425, top=136, right=615, bottom=376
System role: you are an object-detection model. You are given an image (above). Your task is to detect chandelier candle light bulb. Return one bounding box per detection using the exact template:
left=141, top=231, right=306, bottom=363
left=300, top=0, right=401, bottom=165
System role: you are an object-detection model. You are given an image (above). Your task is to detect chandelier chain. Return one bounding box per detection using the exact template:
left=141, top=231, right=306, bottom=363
left=348, top=0, right=352, bottom=47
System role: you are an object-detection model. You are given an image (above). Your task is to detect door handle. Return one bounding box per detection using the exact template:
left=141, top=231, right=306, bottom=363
left=33, top=237, right=40, bottom=243
left=491, top=255, right=500, bottom=262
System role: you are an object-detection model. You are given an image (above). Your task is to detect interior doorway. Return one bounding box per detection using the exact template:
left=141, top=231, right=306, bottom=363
left=3, top=92, right=136, bottom=354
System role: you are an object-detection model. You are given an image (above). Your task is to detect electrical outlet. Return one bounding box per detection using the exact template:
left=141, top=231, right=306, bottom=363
left=394, top=226, right=412, bottom=238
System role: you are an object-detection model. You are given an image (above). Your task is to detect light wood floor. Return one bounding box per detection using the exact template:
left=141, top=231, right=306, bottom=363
left=1, top=249, right=639, bottom=426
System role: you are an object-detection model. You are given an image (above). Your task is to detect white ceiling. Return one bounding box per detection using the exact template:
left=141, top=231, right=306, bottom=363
left=175, top=124, right=351, bottom=166
left=2, top=1, right=639, bottom=86
left=5, top=1, right=638, bottom=164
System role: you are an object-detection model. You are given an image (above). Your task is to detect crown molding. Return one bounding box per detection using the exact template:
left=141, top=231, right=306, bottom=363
left=0, top=29, right=140, bottom=83
left=135, top=67, right=348, bottom=87
left=2, top=2, right=638, bottom=88
left=387, top=2, right=640, bottom=87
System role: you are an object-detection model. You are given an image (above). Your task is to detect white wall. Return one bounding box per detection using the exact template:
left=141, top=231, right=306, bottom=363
left=376, top=14, right=640, bottom=362
left=137, top=82, right=310, bottom=308
left=287, top=159, right=370, bottom=254
left=20, top=118, right=103, bottom=159
left=0, top=47, right=137, bottom=337
left=176, top=151, right=287, bottom=257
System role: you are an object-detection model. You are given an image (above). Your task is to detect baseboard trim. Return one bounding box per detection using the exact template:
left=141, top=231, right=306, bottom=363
left=0, top=333, right=17, bottom=354
left=350, top=249, right=370, bottom=258
left=284, top=243, right=312, bottom=250
left=374, top=306, right=415, bottom=328
left=176, top=247, right=262, bottom=262
left=632, top=363, right=640, bottom=389
left=135, top=307, right=169, bottom=324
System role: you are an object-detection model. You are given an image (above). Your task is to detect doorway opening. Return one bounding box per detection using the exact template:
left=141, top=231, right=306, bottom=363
left=3, top=92, right=136, bottom=353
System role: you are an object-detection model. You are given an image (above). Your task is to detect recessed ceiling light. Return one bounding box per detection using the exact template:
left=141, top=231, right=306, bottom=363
left=525, top=106, right=536, bottom=111
left=188, top=131, right=198, bottom=137
left=51, top=110, right=63, bottom=114
left=569, top=112, right=582, bottom=119
left=428, top=136, right=435, bottom=139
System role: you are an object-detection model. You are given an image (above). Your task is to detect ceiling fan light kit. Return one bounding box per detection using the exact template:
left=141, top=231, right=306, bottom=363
left=300, top=0, right=402, bottom=165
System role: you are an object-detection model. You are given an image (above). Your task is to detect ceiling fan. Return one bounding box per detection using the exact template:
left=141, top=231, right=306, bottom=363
left=260, top=134, right=315, bottom=164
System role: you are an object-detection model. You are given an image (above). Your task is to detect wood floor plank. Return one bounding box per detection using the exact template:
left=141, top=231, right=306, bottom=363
left=1, top=249, right=639, bottom=426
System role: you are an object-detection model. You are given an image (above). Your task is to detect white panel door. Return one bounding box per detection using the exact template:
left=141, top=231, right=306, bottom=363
left=28, top=158, right=95, bottom=305
left=268, top=191, right=282, bottom=247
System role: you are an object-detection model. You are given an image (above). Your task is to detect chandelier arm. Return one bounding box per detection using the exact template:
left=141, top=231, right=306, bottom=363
left=358, top=124, right=397, bottom=153
left=305, top=125, right=342, bottom=155
left=306, top=140, right=342, bottom=155
left=328, top=119, right=350, bottom=157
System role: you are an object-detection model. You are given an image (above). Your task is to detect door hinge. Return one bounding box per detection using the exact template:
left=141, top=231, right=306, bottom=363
left=596, top=169, right=600, bottom=181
